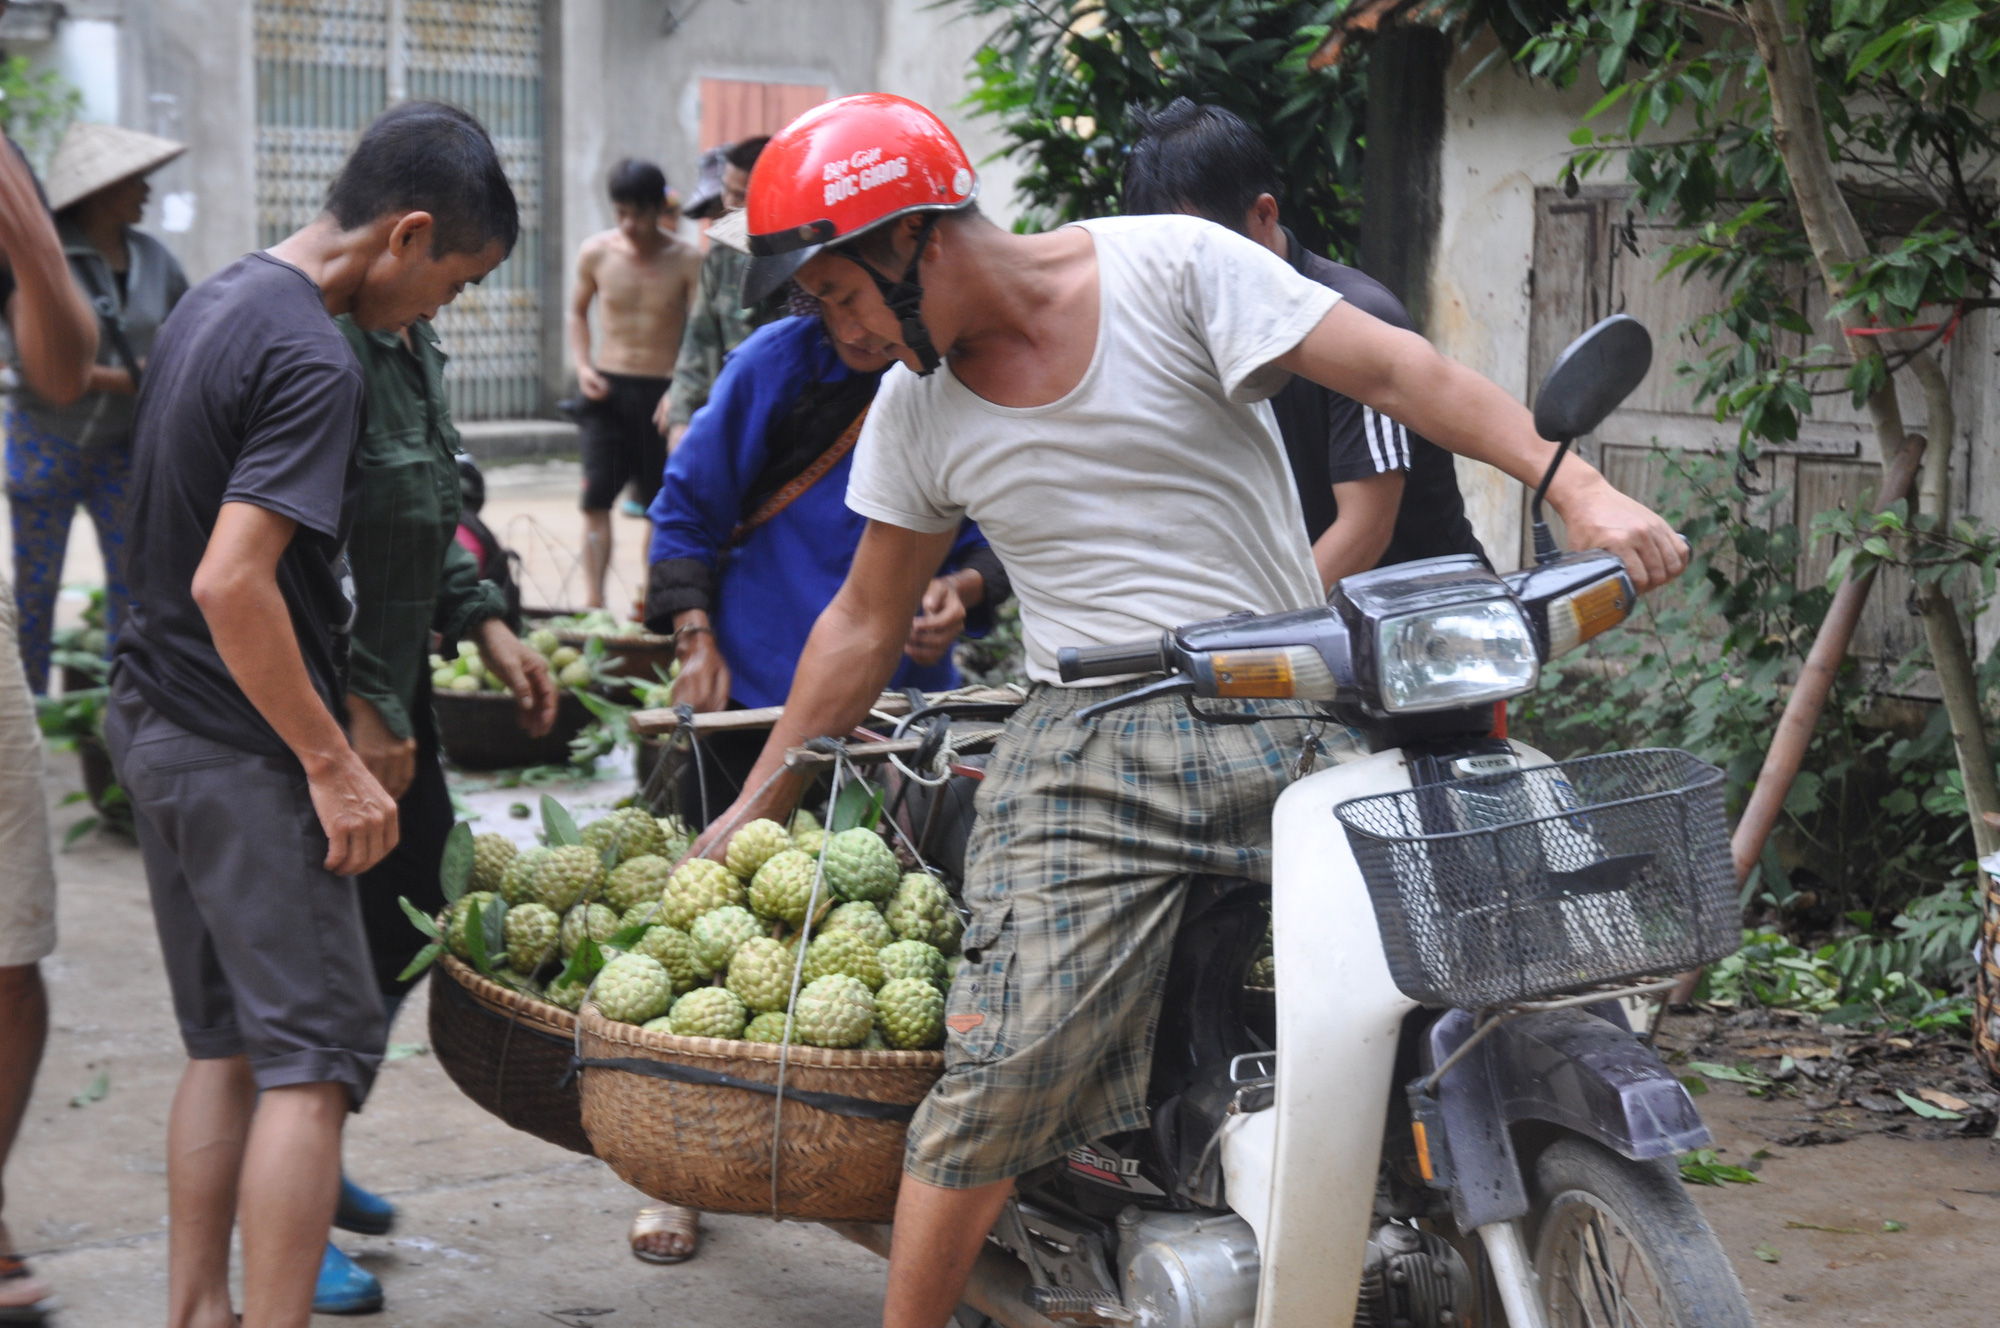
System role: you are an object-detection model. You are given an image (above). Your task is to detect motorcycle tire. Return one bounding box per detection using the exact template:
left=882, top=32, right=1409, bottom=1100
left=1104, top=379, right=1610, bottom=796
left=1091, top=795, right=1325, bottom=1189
left=1529, top=1136, right=1754, bottom=1328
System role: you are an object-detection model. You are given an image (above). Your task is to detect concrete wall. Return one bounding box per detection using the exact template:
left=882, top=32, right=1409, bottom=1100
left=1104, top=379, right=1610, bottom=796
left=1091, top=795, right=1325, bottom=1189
left=1427, top=33, right=1608, bottom=570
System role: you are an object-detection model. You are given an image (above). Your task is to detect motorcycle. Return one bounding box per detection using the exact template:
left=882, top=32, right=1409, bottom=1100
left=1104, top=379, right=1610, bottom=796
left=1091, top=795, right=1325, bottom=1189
left=845, top=313, right=1754, bottom=1328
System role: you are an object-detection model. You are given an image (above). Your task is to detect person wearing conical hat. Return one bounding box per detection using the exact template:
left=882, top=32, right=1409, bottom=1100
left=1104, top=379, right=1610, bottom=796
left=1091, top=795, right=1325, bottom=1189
left=6, top=121, right=189, bottom=693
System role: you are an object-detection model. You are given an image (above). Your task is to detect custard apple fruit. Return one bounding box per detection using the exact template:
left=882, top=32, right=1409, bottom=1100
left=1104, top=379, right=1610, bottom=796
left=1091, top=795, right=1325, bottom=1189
left=559, top=660, right=594, bottom=688
left=543, top=976, right=587, bottom=1012
left=879, top=939, right=949, bottom=992
left=469, top=832, right=518, bottom=894
left=640, top=1015, right=674, bottom=1034
left=884, top=872, right=964, bottom=954
left=727, top=936, right=797, bottom=1013
left=560, top=902, right=620, bottom=957
left=595, top=953, right=673, bottom=1025
left=743, top=1011, right=797, bottom=1044
left=660, top=858, right=745, bottom=930
left=859, top=1026, right=889, bottom=1051
left=499, top=845, right=552, bottom=906
left=823, top=900, right=894, bottom=950
left=793, top=975, right=875, bottom=1049
left=788, top=809, right=822, bottom=836
left=629, top=923, right=702, bottom=992
left=725, top=818, right=792, bottom=880
left=527, top=628, right=561, bottom=656
left=1247, top=955, right=1274, bottom=988
left=605, top=854, right=673, bottom=914
left=668, top=986, right=747, bottom=1039
left=656, top=815, right=694, bottom=860
left=802, top=929, right=885, bottom=991
left=690, top=905, right=765, bottom=974
left=535, top=845, right=605, bottom=912
left=875, top=977, right=946, bottom=1050
left=503, top=902, right=562, bottom=971
left=791, top=828, right=826, bottom=858
left=445, top=892, right=503, bottom=961
left=583, top=807, right=668, bottom=865
left=749, top=849, right=820, bottom=927
left=824, top=828, right=899, bottom=904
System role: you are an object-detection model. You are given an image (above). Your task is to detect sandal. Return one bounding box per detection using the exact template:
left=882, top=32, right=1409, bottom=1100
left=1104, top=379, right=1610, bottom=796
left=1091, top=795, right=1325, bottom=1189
left=0, top=1254, right=56, bottom=1325
left=628, top=1204, right=700, bottom=1265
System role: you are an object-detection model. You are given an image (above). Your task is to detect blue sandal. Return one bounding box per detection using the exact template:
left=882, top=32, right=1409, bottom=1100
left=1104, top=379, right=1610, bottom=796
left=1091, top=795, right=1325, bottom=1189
left=315, top=1244, right=383, bottom=1316
left=335, top=1176, right=397, bottom=1236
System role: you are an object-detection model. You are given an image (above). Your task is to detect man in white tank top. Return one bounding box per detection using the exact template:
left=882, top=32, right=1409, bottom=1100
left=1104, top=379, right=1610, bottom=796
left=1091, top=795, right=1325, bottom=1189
left=704, top=95, right=1687, bottom=1326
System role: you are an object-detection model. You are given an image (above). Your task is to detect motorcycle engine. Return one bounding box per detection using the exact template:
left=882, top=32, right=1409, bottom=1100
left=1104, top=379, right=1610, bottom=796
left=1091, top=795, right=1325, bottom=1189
left=1115, top=1207, right=1260, bottom=1328
left=1353, top=1223, right=1475, bottom=1328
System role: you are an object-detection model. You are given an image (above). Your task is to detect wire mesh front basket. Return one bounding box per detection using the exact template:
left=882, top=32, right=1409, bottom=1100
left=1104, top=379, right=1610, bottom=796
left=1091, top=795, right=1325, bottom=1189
left=1335, top=749, right=1737, bottom=1007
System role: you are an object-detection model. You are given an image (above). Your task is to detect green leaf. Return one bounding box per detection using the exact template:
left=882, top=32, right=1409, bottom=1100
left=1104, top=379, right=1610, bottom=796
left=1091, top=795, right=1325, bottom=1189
left=480, top=897, right=508, bottom=972
left=1752, top=1242, right=1780, bottom=1263
left=399, top=895, right=442, bottom=940
left=68, top=1069, right=109, bottom=1108
left=1679, top=1073, right=1710, bottom=1095
left=62, top=816, right=99, bottom=847
left=541, top=794, right=582, bottom=846
left=396, top=940, right=444, bottom=982
left=556, top=936, right=605, bottom=990
left=1882, top=1219, right=1907, bottom=1232
left=439, top=820, right=475, bottom=905
left=1679, top=1148, right=1759, bottom=1186
left=829, top=777, right=886, bottom=833
left=1687, top=1060, right=1773, bottom=1089
left=1895, top=1088, right=1962, bottom=1120
left=464, top=897, right=493, bottom=973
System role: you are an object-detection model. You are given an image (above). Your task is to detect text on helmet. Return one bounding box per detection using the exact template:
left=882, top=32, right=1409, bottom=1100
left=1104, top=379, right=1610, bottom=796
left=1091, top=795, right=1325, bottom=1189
left=822, top=150, right=910, bottom=205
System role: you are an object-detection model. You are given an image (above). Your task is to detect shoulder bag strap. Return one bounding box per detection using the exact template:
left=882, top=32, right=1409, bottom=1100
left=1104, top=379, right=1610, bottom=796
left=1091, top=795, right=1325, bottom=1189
left=728, top=404, right=869, bottom=546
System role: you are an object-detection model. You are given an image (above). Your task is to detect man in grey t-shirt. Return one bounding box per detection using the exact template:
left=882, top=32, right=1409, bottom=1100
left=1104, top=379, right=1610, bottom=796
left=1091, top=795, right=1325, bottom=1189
left=108, top=102, right=519, bottom=1328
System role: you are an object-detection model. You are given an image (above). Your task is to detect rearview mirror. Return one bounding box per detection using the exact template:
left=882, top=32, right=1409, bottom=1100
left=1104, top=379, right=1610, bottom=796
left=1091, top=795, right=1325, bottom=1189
left=1533, top=314, right=1653, bottom=443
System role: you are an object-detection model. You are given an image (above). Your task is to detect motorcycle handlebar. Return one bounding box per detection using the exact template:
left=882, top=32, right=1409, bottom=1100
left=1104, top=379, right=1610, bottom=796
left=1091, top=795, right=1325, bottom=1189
left=1057, top=637, right=1169, bottom=683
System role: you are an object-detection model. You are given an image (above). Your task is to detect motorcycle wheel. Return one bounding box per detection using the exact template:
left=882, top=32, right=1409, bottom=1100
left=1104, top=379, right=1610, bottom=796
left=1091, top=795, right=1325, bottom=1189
left=1529, top=1136, right=1753, bottom=1328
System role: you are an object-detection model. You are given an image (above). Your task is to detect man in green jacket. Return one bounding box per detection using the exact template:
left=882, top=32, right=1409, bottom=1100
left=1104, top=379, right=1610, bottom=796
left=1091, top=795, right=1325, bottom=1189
left=324, top=313, right=557, bottom=1312
left=660, top=136, right=789, bottom=450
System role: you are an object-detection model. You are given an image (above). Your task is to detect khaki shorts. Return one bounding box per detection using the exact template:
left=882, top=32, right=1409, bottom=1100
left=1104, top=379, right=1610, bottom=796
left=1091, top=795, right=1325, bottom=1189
left=903, top=684, right=1358, bottom=1189
left=0, top=583, right=56, bottom=968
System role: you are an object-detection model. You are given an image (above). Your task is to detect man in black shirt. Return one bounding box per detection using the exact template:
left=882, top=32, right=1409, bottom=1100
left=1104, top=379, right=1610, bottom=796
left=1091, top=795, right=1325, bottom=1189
left=1123, top=100, right=1485, bottom=590
left=106, top=102, right=519, bottom=1328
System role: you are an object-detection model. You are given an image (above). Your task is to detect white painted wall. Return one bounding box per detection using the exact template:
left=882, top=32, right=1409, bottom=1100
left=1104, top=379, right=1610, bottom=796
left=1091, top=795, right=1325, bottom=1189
left=1427, top=34, right=1611, bottom=570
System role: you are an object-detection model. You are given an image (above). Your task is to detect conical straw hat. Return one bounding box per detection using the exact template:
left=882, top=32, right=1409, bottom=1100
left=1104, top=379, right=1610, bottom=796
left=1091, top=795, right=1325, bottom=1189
left=45, top=121, right=186, bottom=213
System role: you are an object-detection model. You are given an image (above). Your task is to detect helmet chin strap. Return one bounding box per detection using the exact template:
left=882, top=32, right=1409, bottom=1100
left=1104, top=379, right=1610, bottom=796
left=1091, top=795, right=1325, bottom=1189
left=840, top=212, right=945, bottom=376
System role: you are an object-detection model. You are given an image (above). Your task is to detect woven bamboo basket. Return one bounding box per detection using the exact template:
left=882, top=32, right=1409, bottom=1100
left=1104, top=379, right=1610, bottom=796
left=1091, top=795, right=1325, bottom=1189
left=428, top=957, right=594, bottom=1156
left=576, top=1003, right=944, bottom=1222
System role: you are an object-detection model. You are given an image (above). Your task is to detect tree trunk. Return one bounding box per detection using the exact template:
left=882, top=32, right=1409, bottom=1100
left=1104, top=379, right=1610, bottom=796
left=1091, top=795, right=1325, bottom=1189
left=1744, top=0, right=1997, bottom=838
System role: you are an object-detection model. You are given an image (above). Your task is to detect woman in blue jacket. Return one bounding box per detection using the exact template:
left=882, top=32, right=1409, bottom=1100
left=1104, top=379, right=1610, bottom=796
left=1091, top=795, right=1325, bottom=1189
left=645, top=300, right=1006, bottom=823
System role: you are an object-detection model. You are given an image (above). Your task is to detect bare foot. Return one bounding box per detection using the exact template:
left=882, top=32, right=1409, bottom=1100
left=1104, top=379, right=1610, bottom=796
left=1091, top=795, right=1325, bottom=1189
left=628, top=1204, right=699, bottom=1264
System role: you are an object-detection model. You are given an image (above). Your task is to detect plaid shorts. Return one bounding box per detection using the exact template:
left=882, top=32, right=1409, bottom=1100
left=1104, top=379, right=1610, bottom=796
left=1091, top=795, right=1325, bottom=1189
left=903, top=685, right=1359, bottom=1189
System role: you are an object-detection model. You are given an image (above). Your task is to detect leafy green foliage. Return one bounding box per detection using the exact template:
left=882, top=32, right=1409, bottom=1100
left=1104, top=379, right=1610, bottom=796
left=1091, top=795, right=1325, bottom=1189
left=439, top=821, right=474, bottom=906
left=960, top=0, right=1366, bottom=254
left=1498, top=1, right=2000, bottom=455
left=541, top=794, right=581, bottom=847
left=1678, top=1148, right=1761, bottom=1186
left=0, top=55, right=80, bottom=174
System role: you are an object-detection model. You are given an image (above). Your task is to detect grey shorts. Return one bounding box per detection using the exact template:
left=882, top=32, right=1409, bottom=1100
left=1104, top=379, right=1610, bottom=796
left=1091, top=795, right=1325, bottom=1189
left=106, top=680, right=385, bottom=1107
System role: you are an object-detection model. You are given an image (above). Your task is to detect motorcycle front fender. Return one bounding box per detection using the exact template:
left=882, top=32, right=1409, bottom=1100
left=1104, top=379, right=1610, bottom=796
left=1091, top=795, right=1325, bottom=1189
left=1426, top=1006, right=1710, bottom=1232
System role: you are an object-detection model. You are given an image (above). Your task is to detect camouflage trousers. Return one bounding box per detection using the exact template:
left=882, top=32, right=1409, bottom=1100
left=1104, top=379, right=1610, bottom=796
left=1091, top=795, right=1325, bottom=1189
left=903, top=684, right=1359, bottom=1189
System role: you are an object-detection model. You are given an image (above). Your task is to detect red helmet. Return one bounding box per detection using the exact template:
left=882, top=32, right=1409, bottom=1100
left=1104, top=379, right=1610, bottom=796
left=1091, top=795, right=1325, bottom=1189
left=744, top=94, right=978, bottom=371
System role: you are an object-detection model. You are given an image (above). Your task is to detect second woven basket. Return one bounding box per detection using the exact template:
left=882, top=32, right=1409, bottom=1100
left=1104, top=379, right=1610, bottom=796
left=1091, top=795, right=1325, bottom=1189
left=576, top=1003, right=944, bottom=1222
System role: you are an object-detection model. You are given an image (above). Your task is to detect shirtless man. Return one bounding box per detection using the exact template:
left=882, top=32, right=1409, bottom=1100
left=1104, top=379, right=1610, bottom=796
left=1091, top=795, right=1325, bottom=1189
left=567, top=158, right=700, bottom=609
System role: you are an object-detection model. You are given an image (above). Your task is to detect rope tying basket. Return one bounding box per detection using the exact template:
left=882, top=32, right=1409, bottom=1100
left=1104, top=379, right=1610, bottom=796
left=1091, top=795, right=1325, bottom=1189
left=428, top=956, right=595, bottom=1157
left=575, top=1002, right=943, bottom=1222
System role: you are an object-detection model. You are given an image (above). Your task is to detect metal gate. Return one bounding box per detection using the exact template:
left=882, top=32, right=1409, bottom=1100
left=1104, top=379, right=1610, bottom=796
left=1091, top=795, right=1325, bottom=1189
left=254, top=0, right=545, bottom=420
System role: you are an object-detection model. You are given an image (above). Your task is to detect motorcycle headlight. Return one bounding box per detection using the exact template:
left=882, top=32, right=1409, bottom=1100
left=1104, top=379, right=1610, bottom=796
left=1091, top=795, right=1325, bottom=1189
left=1376, top=599, right=1539, bottom=713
